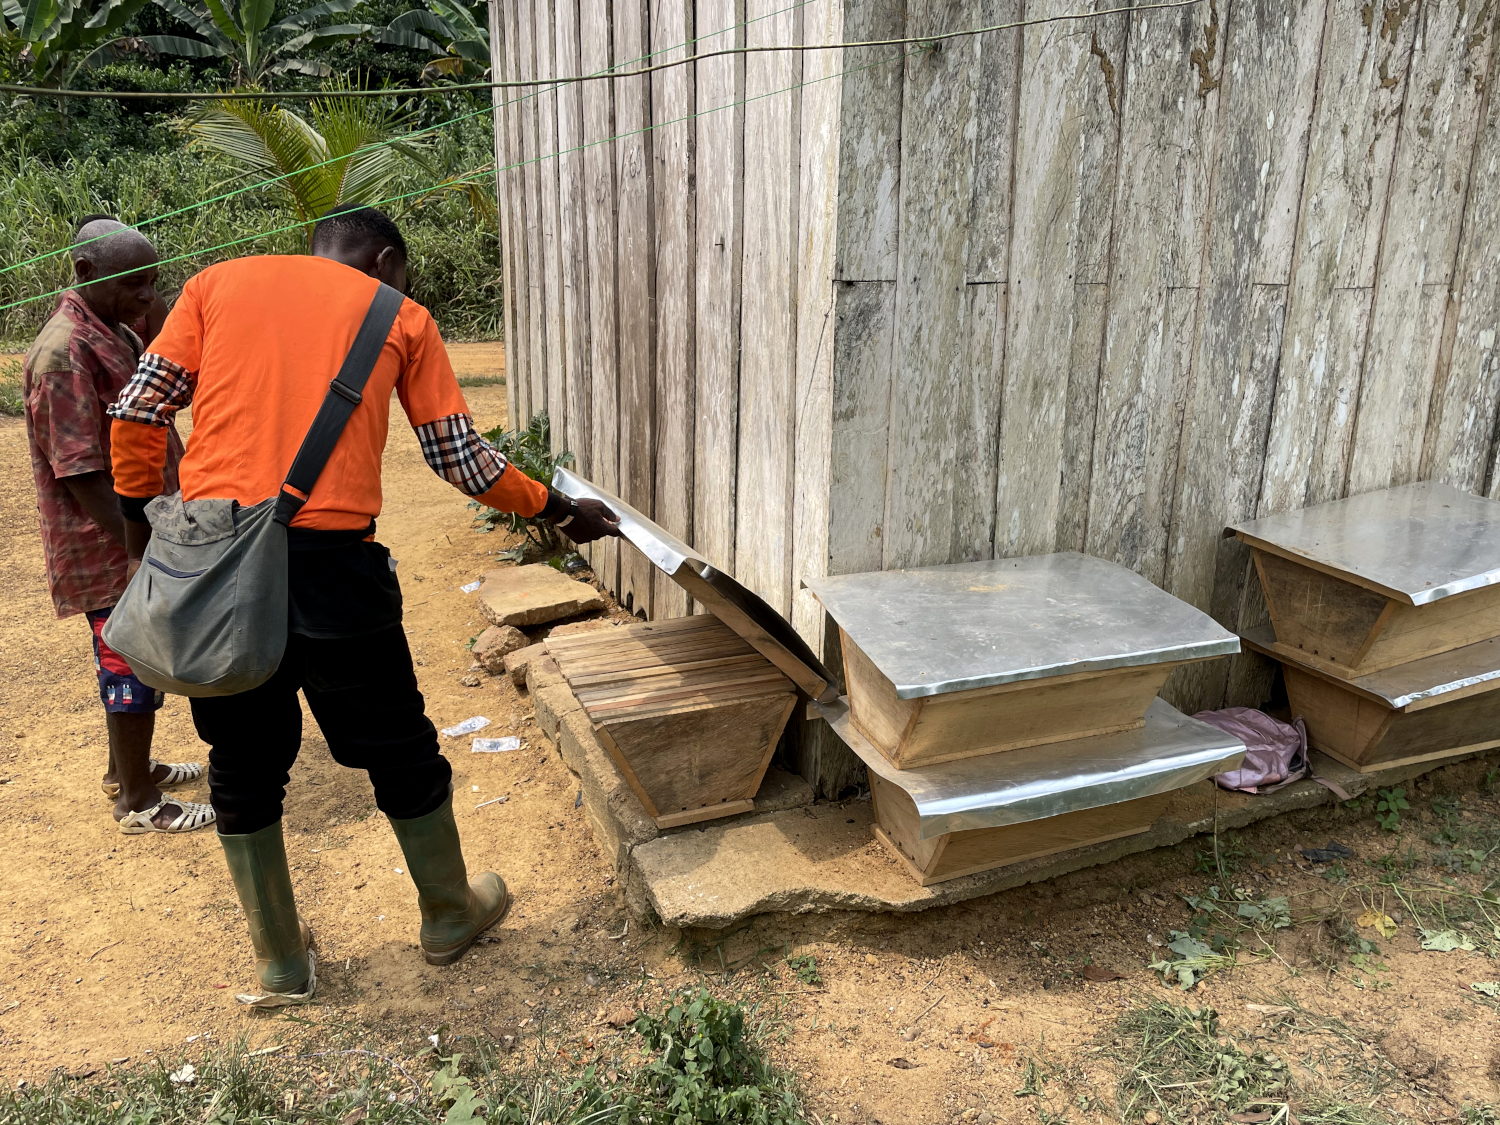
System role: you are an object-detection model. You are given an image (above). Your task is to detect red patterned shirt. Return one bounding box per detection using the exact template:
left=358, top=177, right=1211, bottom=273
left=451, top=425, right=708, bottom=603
left=23, top=291, right=182, bottom=618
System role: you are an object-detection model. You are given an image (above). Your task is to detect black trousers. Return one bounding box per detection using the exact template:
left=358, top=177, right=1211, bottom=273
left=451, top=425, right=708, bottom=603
left=190, top=625, right=452, bottom=835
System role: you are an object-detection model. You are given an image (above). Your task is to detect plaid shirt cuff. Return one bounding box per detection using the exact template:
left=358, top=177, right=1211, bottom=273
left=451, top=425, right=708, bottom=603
left=414, top=413, right=509, bottom=496
left=107, top=353, right=194, bottom=426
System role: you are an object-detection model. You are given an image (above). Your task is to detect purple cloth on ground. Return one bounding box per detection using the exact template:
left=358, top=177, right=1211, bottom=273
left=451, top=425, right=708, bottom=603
left=1191, top=706, right=1309, bottom=794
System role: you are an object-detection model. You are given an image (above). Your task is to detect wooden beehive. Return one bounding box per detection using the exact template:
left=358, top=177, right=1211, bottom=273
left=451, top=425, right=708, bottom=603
left=1244, top=546, right=1500, bottom=679
left=841, top=630, right=1200, bottom=769
left=868, top=771, right=1168, bottom=886
left=1243, top=627, right=1500, bottom=773
left=809, top=555, right=1237, bottom=771
left=546, top=615, right=798, bottom=828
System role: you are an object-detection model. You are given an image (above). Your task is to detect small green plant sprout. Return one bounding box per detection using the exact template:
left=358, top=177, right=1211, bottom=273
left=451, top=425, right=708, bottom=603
left=1482, top=765, right=1499, bottom=794
left=472, top=412, right=576, bottom=559
left=1375, top=787, right=1411, bottom=832
left=786, top=953, right=822, bottom=987
left=430, top=1053, right=486, bottom=1125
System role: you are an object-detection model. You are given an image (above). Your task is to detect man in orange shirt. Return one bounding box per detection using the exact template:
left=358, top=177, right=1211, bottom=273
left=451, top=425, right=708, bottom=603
left=109, top=205, right=618, bottom=1006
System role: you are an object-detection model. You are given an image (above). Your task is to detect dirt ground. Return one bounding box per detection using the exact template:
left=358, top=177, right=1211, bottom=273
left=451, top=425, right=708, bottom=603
left=2, top=355, right=1499, bottom=1123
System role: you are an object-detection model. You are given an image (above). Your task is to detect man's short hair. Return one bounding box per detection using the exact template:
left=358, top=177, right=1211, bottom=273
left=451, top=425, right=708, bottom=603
left=312, top=203, right=408, bottom=261
left=75, top=212, right=120, bottom=234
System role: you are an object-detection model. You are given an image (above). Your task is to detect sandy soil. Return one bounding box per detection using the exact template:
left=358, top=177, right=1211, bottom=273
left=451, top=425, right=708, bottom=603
left=2, top=368, right=1498, bottom=1123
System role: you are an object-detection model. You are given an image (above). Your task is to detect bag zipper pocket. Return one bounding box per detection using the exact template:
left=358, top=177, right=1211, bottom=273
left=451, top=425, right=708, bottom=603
left=147, top=556, right=207, bottom=579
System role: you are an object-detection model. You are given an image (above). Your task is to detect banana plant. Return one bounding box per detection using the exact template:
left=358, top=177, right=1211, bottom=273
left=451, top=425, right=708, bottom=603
left=375, top=0, right=487, bottom=80
left=1, top=0, right=150, bottom=86
left=181, top=78, right=433, bottom=239
left=140, top=0, right=370, bottom=85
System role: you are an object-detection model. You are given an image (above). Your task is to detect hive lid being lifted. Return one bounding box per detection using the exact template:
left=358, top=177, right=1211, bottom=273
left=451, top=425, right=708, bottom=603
left=804, top=553, right=1238, bottom=700
left=814, top=697, right=1245, bottom=839
left=1241, top=623, right=1500, bottom=711
left=552, top=467, right=840, bottom=702
left=1225, top=481, right=1500, bottom=605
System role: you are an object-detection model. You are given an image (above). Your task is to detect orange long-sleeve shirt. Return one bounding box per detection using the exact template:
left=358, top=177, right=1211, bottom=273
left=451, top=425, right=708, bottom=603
left=109, top=255, right=546, bottom=525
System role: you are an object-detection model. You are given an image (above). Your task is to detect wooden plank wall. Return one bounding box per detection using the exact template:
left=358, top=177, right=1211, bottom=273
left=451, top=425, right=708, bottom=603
left=493, top=0, right=1500, bottom=773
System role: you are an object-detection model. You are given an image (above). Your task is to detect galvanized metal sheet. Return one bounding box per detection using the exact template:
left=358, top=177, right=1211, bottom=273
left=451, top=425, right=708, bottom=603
left=803, top=553, right=1238, bottom=699
left=551, top=467, right=839, bottom=701
left=1226, top=481, right=1500, bottom=606
left=1241, top=623, right=1500, bottom=710
left=813, top=697, right=1245, bottom=839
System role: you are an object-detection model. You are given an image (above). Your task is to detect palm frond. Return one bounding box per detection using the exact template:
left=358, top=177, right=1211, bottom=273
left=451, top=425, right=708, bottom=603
left=200, top=0, right=242, bottom=43
left=16, top=0, right=62, bottom=40
left=184, top=99, right=327, bottom=220
left=238, top=0, right=272, bottom=35
left=426, top=0, right=483, bottom=43
left=274, top=19, right=365, bottom=52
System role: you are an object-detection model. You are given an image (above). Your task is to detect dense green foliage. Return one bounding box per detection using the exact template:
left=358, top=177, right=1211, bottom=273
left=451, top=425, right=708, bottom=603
left=0, top=1, right=500, bottom=347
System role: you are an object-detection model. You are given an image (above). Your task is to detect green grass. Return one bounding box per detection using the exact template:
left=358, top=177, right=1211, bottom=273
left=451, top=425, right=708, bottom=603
left=0, top=989, right=808, bottom=1125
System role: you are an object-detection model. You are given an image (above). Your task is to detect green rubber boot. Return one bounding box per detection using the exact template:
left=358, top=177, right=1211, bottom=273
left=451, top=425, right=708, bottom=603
left=218, top=821, right=315, bottom=1006
left=387, top=793, right=510, bottom=965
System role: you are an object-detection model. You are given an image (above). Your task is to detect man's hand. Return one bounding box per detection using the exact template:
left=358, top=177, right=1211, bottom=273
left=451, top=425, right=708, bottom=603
left=558, top=498, right=622, bottom=544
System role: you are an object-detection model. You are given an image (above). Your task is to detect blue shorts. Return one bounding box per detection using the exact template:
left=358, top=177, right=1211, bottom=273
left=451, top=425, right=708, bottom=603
left=85, top=607, right=164, bottom=714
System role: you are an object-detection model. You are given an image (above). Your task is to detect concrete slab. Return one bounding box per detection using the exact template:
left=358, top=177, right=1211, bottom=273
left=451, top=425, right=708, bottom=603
left=478, top=564, right=605, bottom=627
left=632, top=747, right=1500, bottom=928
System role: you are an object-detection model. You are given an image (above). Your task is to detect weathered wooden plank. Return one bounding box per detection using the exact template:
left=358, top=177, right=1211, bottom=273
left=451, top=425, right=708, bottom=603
left=998, top=0, right=1124, bottom=558
left=615, top=0, right=656, bottom=616
left=791, top=0, right=844, bottom=648
left=1085, top=0, right=1221, bottom=586
left=652, top=0, right=695, bottom=620
left=957, top=282, right=1003, bottom=560
left=1260, top=0, right=1418, bottom=514
left=581, top=0, right=620, bottom=594
left=516, top=0, right=545, bottom=427
left=489, top=0, right=519, bottom=433
left=1349, top=0, right=1495, bottom=495
left=965, top=0, right=1020, bottom=284
left=833, top=0, right=903, bottom=282
left=1424, top=37, right=1500, bottom=495
left=734, top=0, right=801, bottom=614
left=535, top=0, right=566, bottom=443
left=555, top=0, right=591, bottom=472
left=498, top=0, right=530, bottom=431
left=827, top=280, right=895, bottom=577
left=883, top=0, right=979, bottom=569
left=693, top=0, right=744, bottom=585
left=1164, top=0, right=1327, bottom=714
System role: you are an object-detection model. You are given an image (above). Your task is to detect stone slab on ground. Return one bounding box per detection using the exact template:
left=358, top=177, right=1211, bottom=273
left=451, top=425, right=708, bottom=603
left=478, top=564, right=605, bottom=627
left=632, top=747, right=1500, bottom=928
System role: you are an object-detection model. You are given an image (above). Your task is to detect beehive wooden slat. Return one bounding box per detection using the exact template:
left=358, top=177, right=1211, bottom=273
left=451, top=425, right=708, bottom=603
left=547, top=614, right=798, bottom=827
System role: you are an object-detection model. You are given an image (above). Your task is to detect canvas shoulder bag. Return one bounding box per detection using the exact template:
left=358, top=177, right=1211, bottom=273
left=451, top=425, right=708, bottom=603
left=103, top=283, right=406, bottom=697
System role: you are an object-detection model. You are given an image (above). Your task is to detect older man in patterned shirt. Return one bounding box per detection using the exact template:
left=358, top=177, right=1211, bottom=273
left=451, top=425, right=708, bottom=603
left=22, top=218, right=213, bottom=835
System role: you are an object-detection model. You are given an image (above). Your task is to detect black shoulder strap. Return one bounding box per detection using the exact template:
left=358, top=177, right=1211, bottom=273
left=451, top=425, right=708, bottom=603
left=274, top=283, right=405, bottom=527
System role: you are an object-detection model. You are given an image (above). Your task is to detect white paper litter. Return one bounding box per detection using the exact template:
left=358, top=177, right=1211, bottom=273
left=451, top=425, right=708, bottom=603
left=168, top=1064, right=197, bottom=1086
left=472, top=736, right=522, bottom=753
left=460, top=579, right=482, bottom=593
left=441, top=716, right=490, bottom=737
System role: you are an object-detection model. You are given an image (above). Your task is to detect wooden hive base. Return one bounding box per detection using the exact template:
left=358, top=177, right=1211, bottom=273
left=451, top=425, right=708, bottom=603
left=842, top=630, right=1199, bottom=769
left=1249, top=545, right=1500, bottom=679
left=869, top=772, right=1167, bottom=886
left=547, top=614, right=798, bottom=829
left=1280, top=664, right=1500, bottom=773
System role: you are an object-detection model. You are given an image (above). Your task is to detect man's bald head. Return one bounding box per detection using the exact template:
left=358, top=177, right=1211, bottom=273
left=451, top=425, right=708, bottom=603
left=73, top=220, right=157, bottom=276
left=71, top=220, right=161, bottom=328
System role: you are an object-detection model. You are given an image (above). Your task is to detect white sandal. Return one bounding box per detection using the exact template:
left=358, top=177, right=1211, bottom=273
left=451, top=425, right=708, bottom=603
left=117, top=797, right=217, bottom=834
left=102, top=760, right=204, bottom=799
left=236, top=950, right=317, bottom=1009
